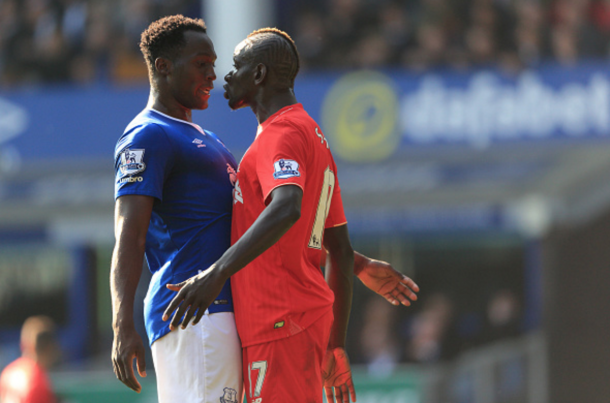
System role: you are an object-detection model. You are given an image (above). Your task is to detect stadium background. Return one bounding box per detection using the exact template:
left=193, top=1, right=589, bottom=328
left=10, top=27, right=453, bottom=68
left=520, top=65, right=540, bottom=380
left=1, top=0, right=610, bottom=402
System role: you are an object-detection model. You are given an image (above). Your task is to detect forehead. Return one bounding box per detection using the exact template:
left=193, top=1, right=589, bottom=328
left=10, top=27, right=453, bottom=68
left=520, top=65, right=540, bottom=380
left=233, top=38, right=255, bottom=60
left=182, top=30, right=216, bottom=58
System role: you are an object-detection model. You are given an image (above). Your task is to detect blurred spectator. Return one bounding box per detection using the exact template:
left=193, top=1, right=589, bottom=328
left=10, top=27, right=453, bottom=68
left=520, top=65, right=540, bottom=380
left=292, top=11, right=329, bottom=70
left=360, top=297, right=400, bottom=377
left=0, top=316, right=60, bottom=403
left=481, top=289, right=521, bottom=343
left=110, top=30, right=148, bottom=85
left=402, top=22, right=448, bottom=70
left=406, top=292, right=456, bottom=362
left=350, top=32, right=392, bottom=69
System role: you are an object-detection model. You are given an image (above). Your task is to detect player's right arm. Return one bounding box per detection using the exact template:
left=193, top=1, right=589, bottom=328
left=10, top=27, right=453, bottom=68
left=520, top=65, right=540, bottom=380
left=110, top=194, right=152, bottom=393
left=322, top=224, right=356, bottom=403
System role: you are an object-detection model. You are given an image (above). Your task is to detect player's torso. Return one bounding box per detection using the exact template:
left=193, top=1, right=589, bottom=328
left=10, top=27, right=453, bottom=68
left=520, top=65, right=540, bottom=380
left=148, top=119, right=236, bottom=222
left=231, top=105, right=337, bottom=346
left=234, top=115, right=335, bottom=256
left=115, top=110, right=237, bottom=343
left=117, top=110, right=237, bottom=259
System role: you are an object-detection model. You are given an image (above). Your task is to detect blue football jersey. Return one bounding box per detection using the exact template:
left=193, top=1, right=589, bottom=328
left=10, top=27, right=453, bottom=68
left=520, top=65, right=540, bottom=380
left=114, top=108, right=236, bottom=345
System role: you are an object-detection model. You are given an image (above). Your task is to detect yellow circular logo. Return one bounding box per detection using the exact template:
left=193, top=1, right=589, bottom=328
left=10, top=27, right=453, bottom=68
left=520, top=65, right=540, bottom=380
left=322, top=71, right=400, bottom=163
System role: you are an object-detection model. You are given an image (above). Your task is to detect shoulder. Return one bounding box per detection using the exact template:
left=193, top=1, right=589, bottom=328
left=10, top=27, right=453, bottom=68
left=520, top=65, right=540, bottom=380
left=0, top=358, right=35, bottom=383
left=263, top=117, right=310, bottom=145
left=203, top=129, right=224, bottom=143
left=115, top=122, right=171, bottom=157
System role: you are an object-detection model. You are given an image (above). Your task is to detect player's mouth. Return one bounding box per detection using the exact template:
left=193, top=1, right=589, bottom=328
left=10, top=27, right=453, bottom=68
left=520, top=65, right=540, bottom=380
left=223, top=84, right=230, bottom=100
left=199, top=87, right=213, bottom=98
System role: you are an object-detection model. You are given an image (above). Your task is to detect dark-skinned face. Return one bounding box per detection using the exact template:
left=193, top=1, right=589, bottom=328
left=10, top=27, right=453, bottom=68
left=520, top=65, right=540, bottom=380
left=223, top=39, right=257, bottom=110
left=166, top=30, right=216, bottom=110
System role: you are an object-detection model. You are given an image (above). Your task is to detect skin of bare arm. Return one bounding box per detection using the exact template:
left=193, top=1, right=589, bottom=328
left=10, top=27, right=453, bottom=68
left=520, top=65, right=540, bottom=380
left=353, top=251, right=419, bottom=306
left=162, top=185, right=303, bottom=330
left=319, top=249, right=420, bottom=307
left=110, top=195, right=153, bottom=393
left=322, top=224, right=356, bottom=403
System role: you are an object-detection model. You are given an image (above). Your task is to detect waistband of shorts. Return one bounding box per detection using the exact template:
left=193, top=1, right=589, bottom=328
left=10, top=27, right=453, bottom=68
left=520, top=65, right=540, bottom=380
left=206, top=297, right=233, bottom=314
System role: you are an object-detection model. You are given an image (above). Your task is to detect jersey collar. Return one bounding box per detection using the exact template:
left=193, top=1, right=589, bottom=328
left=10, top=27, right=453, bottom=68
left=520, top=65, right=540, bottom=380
left=147, top=108, right=206, bottom=135
left=256, top=103, right=303, bottom=136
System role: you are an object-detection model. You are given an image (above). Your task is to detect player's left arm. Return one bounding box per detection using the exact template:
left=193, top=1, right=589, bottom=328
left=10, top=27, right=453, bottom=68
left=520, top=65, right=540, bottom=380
left=320, top=249, right=420, bottom=306
left=322, top=224, right=356, bottom=403
left=162, top=184, right=303, bottom=330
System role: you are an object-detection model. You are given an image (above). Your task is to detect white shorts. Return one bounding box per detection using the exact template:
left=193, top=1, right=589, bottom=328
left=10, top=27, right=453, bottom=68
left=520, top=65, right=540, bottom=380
left=151, top=312, right=243, bottom=403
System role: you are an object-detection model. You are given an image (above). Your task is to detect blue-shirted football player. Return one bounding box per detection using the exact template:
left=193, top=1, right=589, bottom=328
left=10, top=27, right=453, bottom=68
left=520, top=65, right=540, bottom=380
left=110, top=16, right=242, bottom=403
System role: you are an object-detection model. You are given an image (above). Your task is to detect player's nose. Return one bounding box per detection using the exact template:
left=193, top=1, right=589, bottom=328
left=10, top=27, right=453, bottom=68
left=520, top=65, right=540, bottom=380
left=207, top=66, right=216, bottom=82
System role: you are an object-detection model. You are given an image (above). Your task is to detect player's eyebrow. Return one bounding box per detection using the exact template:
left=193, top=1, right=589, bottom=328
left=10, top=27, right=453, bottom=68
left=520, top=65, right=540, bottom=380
left=195, top=51, right=216, bottom=59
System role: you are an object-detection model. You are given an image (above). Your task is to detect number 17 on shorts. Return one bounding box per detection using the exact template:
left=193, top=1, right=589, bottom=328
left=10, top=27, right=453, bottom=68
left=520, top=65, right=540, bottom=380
left=247, top=361, right=268, bottom=402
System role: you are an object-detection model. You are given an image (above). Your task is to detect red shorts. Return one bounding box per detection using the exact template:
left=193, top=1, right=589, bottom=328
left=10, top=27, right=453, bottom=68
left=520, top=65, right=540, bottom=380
left=242, top=309, right=333, bottom=403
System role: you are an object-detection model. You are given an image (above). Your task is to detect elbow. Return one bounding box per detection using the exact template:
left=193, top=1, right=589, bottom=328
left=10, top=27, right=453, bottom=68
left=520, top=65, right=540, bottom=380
left=285, top=204, right=301, bottom=226
left=268, top=198, right=301, bottom=229
left=340, top=244, right=355, bottom=264
left=327, top=243, right=354, bottom=267
left=277, top=193, right=301, bottom=226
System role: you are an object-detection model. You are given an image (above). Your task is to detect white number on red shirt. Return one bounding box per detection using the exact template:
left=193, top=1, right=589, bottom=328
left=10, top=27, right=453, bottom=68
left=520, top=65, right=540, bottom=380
left=308, top=166, right=335, bottom=249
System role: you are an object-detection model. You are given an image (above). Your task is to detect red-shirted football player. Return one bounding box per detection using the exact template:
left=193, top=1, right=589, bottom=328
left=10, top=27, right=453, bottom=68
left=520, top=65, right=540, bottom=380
left=0, top=316, right=59, bottom=403
left=162, top=28, right=419, bottom=403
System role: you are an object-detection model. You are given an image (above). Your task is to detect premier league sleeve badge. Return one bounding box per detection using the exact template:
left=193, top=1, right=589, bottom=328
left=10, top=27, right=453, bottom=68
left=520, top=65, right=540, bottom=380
left=119, top=148, right=146, bottom=177
left=273, top=159, right=300, bottom=179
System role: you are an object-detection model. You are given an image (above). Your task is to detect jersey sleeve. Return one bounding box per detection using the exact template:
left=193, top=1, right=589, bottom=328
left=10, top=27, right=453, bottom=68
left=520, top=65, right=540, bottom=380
left=325, top=173, right=347, bottom=228
left=256, top=121, right=309, bottom=203
left=114, top=123, right=174, bottom=201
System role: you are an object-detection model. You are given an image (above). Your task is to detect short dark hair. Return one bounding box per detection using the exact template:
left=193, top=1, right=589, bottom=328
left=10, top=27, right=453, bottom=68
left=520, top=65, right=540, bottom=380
left=35, top=330, right=56, bottom=355
left=246, top=28, right=300, bottom=88
left=140, top=15, right=207, bottom=75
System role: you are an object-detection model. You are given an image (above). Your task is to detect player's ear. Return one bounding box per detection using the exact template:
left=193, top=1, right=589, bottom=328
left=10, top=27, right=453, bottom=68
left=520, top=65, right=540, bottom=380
left=254, top=63, right=267, bottom=85
left=155, top=57, right=172, bottom=76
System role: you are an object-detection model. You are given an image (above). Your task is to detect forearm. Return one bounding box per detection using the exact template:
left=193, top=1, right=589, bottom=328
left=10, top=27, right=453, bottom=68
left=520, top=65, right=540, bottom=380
left=326, top=248, right=354, bottom=349
left=110, top=236, right=145, bottom=332
left=353, top=250, right=368, bottom=276
left=215, top=195, right=299, bottom=279
left=323, top=224, right=355, bottom=349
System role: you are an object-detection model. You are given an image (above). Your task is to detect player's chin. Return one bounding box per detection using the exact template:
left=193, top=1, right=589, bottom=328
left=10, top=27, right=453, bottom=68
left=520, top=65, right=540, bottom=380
left=227, top=98, right=247, bottom=111
left=194, top=98, right=210, bottom=110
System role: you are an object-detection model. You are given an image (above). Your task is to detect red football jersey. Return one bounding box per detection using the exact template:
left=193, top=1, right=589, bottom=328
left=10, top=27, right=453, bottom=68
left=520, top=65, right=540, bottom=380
left=231, top=103, right=347, bottom=347
left=0, top=357, right=56, bottom=403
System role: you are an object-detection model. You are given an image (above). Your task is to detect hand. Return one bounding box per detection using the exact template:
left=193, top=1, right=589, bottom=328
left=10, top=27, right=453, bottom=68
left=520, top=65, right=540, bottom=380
left=162, top=265, right=225, bottom=330
left=112, top=326, right=147, bottom=393
left=322, top=347, right=356, bottom=403
left=357, top=258, right=419, bottom=306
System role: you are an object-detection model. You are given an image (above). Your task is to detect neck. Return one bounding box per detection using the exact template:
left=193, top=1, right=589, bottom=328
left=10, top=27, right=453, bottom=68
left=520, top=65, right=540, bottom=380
left=250, top=88, right=297, bottom=125
left=147, top=87, right=192, bottom=122
left=22, top=351, right=45, bottom=367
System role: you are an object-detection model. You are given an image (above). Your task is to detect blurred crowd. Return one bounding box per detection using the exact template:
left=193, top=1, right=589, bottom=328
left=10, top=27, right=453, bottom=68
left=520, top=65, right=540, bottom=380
left=355, top=287, right=522, bottom=372
left=1, top=0, right=610, bottom=87
left=0, top=0, right=200, bottom=87
left=286, top=0, right=610, bottom=72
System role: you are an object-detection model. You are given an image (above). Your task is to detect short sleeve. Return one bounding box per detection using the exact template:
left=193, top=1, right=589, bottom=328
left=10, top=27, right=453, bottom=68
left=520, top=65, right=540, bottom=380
left=256, top=121, right=309, bottom=203
left=325, top=175, right=347, bottom=228
left=114, top=123, right=174, bottom=201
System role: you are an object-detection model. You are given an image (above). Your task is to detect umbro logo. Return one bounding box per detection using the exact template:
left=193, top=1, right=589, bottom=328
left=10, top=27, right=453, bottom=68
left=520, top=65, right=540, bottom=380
left=192, top=139, right=206, bottom=148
